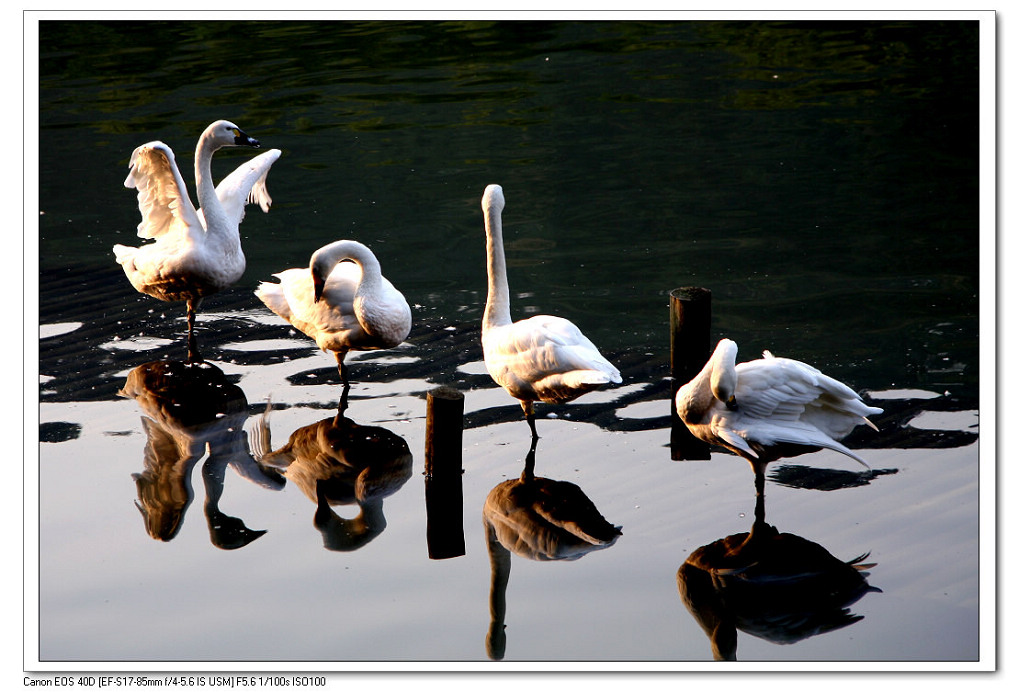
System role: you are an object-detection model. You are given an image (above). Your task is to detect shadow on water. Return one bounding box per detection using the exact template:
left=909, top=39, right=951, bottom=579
left=482, top=438, right=623, bottom=661
left=119, top=360, right=285, bottom=549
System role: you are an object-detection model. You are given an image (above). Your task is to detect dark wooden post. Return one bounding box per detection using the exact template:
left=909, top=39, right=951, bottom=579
left=670, top=287, right=713, bottom=461
left=424, top=386, right=466, bottom=559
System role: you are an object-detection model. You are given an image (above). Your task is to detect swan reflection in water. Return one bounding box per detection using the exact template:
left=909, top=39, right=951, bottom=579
left=251, top=402, right=413, bottom=552
left=120, top=360, right=285, bottom=549
left=483, top=440, right=622, bottom=660
left=677, top=491, right=879, bottom=661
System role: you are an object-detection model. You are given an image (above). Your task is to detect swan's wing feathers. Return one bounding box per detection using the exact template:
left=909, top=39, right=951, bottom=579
left=259, top=265, right=366, bottom=349
left=520, top=316, right=622, bottom=382
left=254, top=278, right=294, bottom=323
left=734, top=362, right=814, bottom=420
left=736, top=357, right=868, bottom=421
left=754, top=421, right=870, bottom=467
left=124, top=142, right=203, bottom=240
left=214, top=149, right=282, bottom=227
left=711, top=423, right=759, bottom=458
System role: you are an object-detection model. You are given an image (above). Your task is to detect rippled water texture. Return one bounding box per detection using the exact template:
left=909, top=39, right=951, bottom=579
left=33, top=18, right=987, bottom=668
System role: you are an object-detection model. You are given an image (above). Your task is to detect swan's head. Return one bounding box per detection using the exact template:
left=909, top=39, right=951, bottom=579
left=482, top=184, right=505, bottom=216
left=708, top=338, right=739, bottom=407
left=310, top=257, right=333, bottom=303
left=205, top=120, right=261, bottom=148
left=309, top=240, right=369, bottom=302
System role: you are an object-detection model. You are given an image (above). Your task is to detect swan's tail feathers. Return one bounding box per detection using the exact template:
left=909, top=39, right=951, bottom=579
left=863, top=415, right=880, bottom=432
left=254, top=280, right=293, bottom=322
left=248, top=397, right=275, bottom=464
left=112, top=244, right=135, bottom=266
left=560, top=368, right=620, bottom=390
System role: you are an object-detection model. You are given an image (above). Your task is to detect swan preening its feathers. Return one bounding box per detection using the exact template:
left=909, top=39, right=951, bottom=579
left=255, top=239, right=412, bottom=396
left=675, top=338, right=882, bottom=489
left=480, top=184, right=622, bottom=439
left=114, top=120, right=281, bottom=360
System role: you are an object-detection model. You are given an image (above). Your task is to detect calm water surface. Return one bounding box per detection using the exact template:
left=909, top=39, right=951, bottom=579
left=32, top=19, right=986, bottom=668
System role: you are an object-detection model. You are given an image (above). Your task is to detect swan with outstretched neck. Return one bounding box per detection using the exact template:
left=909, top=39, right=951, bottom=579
left=115, top=120, right=281, bottom=361
left=480, top=184, right=621, bottom=439
left=256, top=239, right=412, bottom=405
left=675, top=338, right=882, bottom=495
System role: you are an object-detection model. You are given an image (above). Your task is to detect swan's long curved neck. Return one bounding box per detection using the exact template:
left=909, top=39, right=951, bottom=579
left=194, top=126, right=228, bottom=232
left=483, top=203, right=512, bottom=332
left=313, top=240, right=383, bottom=292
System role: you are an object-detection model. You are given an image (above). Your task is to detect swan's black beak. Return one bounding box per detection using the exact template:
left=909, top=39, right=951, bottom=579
left=313, top=276, right=325, bottom=303
left=725, top=395, right=739, bottom=411
left=233, top=128, right=261, bottom=148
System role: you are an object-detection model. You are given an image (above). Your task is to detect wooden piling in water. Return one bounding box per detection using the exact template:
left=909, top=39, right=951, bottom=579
left=669, top=287, right=713, bottom=461
left=424, top=386, right=466, bottom=559
left=425, top=386, right=465, bottom=477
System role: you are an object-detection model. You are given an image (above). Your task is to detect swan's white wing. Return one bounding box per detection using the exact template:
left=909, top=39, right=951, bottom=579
left=497, top=316, right=621, bottom=383
left=725, top=356, right=878, bottom=464
left=257, top=265, right=363, bottom=350
left=484, top=315, right=621, bottom=403
left=124, top=142, right=203, bottom=240
left=734, top=358, right=841, bottom=421
left=211, top=148, right=281, bottom=228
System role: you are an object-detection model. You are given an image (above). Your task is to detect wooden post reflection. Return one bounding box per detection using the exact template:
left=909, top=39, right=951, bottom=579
left=670, top=287, right=713, bottom=460
left=424, top=386, right=466, bottom=559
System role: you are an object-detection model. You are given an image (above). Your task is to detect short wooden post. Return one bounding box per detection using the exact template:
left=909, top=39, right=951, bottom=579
left=670, top=287, right=713, bottom=460
left=424, top=386, right=466, bottom=559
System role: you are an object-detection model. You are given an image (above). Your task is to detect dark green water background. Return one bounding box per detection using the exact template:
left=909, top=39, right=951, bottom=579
left=38, top=19, right=979, bottom=399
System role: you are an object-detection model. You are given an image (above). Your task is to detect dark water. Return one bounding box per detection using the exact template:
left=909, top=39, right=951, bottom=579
left=33, top=18, right=985, bottom=668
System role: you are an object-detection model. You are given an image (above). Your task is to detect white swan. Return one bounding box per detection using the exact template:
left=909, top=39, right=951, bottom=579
left=114, top=120, right=281, bottom=361
left=675, top=338, right=882, bottom=493
left=255, top=239, right=412, bottom=396
left=480, top=184, right=621, bottom=439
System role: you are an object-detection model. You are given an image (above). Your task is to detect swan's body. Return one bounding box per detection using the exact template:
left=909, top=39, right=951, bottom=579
left=255, top=239, right=412, bottom=393
left=675, top=338, right=881, bottom=491
left=480, top=184, right=621, bottom=438
left=114, top=120, right=280, bottom=360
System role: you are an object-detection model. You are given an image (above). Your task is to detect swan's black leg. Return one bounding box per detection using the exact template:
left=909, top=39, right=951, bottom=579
left=334, top=351, right=350, bottom=387
left=334, top=351, right=351, bottom=412
left=522, top=401, right=539, bottom=440
left=186, top=299, right=202, bottom=363
left=521, top=436, right=539, bottom=481
left=754, top=471, right=767, bottom=524
left=339, top=383, right=351, bottom=414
